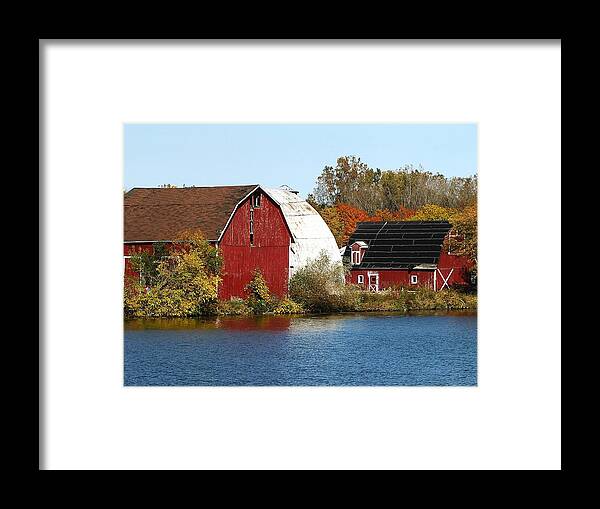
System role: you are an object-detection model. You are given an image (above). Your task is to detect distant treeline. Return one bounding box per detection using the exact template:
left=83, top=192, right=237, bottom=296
left=307, top=156, right=477, bottom=262
left=308, top=155, right=477, bottom=213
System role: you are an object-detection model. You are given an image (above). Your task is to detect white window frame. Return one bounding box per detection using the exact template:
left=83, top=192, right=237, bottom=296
left=352, top=250, right=361, bottom=265
left=410, top=274, right=418, bottom=285
left=123, top=255, right=131, bottom=274
left=357, top=274, right=364, bottom=284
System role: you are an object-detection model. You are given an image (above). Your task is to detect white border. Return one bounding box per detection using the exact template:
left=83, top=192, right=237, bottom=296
left=42, top=41, right=561, bottom=470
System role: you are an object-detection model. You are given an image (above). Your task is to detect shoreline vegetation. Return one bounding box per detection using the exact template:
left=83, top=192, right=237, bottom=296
left=124, top=241, right=476, bottom=319
left=213, top=286, right=477, bottom=317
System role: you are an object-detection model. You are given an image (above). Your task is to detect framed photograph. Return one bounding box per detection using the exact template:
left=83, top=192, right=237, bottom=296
left=123, top=124, right=478, bottom=387
left=41, top=40, right=561, bottom=470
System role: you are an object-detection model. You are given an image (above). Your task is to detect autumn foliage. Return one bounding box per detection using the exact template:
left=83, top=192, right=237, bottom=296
left=315, top=203, right=417, bottom=247
left=335, top=204, right=371, bottom=246
left=308, top=155, right=477, bottom=260
left=314, top=200, right=477, bottom=271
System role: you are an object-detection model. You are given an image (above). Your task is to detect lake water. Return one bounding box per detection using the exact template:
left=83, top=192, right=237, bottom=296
left=124, top=312, right=477, bottom=386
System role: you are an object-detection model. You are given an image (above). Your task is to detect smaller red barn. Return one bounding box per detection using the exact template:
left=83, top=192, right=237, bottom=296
left=344, top=221, right=474, bottom=291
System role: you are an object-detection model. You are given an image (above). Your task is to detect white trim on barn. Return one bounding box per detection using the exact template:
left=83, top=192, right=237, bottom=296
left=367, top=271, right=379, bottom=292
left=216, top=185, right=261, bottom=243
left=437, top=268, right=454, bottom=290
left=351, top=241, right=368, bottom=266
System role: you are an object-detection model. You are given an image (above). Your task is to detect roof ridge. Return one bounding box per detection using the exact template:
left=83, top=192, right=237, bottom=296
left=127, top=184, right=259, bottom=190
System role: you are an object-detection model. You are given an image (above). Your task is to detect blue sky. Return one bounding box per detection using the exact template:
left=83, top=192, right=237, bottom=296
left=124, top=124, right=477, bottom=198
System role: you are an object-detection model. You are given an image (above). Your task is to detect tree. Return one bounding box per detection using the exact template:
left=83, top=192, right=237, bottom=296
left=409, top=203, right=477, bottom=269
left=318, top=206, right=346, bottom=247
left=370, top=206, right=415, bottom=222
left=410, top=204, right=453, bottom=221
left=335, top=204, right=370, bottom=246
left=312, top=156, right=384, bottom=214
left=311, top=156, right=477, bottom=212
left=449, top=204, right=477, bottom=265
left=244, top=269, right=271, bottom=313
left=124, top=230, right=222, bottom=318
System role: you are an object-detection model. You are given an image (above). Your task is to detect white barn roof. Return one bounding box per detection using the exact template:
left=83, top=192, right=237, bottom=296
left=263, top=187, right=342, bottom=270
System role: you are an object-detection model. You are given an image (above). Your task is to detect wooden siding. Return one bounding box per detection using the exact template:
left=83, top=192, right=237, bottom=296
left=348, top=269, right=435, bottom=290
left=218, top=190, right=291, bottom=299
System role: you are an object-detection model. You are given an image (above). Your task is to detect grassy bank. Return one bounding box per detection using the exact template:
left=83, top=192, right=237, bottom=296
left=352, top=287, right=476, bottom=313
left=125, top=287, right=476, bottom=318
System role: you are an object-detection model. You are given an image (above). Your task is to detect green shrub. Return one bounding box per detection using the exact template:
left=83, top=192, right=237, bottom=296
left=124, top=231, right=221, bottom=318
left=245, top=269, right=271, bottom=314
left=289, top=251, right=359, bottom=312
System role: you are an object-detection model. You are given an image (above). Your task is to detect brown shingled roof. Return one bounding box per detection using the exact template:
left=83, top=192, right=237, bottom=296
left=124, top=185, right=258, bottom=241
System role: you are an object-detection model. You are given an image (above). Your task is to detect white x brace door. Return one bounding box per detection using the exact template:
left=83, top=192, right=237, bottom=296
left=436, top=268, right=454, bottom=291
left=368, top=272, right=379, bottom=292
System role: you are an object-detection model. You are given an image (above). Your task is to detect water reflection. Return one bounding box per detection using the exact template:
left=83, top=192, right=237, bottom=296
left=217, top=315, right=292, bottom=331
left=124, top=310, right=476, bottom=332
left=124, top=315, right=294, bottom=331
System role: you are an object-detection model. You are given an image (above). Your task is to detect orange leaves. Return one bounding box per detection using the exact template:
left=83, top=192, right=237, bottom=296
left=318, top=203, right=417, bottom=247
left=335, top=204, right=370, bottom=246
left=318, top=207, right=345, bottom=247
left=371, top=207, right=416, bottom=222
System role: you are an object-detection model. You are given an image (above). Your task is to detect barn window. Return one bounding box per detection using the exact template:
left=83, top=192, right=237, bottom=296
left=252, top=193, right=261, bottom=208
left=250, top=209, right=254, bottom=246
left=352, top=251, right=361, bottom=265
left=410, top=274, right=418, bottom=285
left=357, top=275, right=364, bottom=284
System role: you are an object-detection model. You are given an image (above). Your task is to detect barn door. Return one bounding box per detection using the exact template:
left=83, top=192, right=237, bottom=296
left=368, top=273, right=379, bottom=292
left=436, top=268, right=455, bottom=291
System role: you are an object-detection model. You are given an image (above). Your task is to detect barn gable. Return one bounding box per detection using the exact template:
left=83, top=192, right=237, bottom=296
left=344, top=221, right=453, bottom=270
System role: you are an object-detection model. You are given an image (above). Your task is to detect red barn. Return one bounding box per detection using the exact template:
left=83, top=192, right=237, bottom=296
left=343, top=221, right=474, bottom=291
left=124, top=185, right=341, bottom=299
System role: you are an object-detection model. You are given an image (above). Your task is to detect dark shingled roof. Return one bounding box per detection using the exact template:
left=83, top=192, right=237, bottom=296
left=124, top=185, right=258, bottom=241
left=344, top=221, right=452, bottom=269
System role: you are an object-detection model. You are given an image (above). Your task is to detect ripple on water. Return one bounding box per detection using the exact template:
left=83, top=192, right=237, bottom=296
left=124, top=312, right=477, bottom=386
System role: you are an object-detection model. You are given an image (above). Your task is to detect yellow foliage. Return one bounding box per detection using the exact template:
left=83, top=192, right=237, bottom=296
left=411, top=204, right=453, bottom=221
left=124, top=230, right=221, bottom=318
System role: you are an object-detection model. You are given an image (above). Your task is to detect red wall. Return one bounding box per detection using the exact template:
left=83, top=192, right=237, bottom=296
left=218, top=191, right=291, bottom=299
left=437, top=251, right=473, bottom=288
left=347, top=269, right=435, bottom=290
left=346, top=252, right=473, bottom=291
left=123, top=243, right=154, bottom=283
